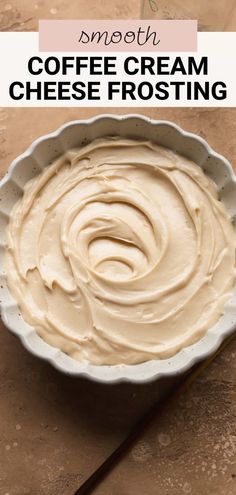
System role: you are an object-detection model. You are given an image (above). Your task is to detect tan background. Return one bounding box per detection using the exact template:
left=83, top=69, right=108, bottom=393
left=141, top=0, right=236, bottom=31
left=1, top=0, right=236, bottom=31
left=1, top=1, right=236, bottom=495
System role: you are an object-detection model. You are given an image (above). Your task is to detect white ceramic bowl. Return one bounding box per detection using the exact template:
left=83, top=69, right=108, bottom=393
left=1, top=114, right=236, bottom=383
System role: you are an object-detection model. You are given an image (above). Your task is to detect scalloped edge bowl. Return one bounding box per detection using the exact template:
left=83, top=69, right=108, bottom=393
left=1, top=114, right=236, bottom=384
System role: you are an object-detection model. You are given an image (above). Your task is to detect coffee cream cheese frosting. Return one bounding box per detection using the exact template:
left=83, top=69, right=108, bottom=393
left=5, top=138, right=236, bottom=365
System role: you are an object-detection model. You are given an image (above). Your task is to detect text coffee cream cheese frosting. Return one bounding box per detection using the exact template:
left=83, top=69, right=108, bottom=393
left=6, top=138, right=236, bottom=365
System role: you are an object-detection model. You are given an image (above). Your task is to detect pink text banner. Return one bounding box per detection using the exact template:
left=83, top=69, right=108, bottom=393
left=39, top=20, right=197, bottom=52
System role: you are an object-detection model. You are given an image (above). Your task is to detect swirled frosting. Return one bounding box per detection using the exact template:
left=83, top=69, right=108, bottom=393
left=6, top=137, right=236, bottom=365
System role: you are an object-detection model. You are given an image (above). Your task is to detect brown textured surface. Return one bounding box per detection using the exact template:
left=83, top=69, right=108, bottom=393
left=0, top=0, right=236, bottom=32
left=141, top=0, right=236, bottom=31
left=0, top=0, right=139, bottom=31
left=1, top=107, right=236, bottom=495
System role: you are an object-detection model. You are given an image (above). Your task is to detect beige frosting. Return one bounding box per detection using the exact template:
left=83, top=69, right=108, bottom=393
left=5, top=138, right=236, bottom=365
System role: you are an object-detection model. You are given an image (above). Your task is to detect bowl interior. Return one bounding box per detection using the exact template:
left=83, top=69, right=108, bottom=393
left=1, top=115, right=236, bottom=383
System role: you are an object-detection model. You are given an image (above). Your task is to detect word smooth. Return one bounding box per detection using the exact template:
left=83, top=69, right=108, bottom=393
left=78, top=25, right=160, bottom=47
